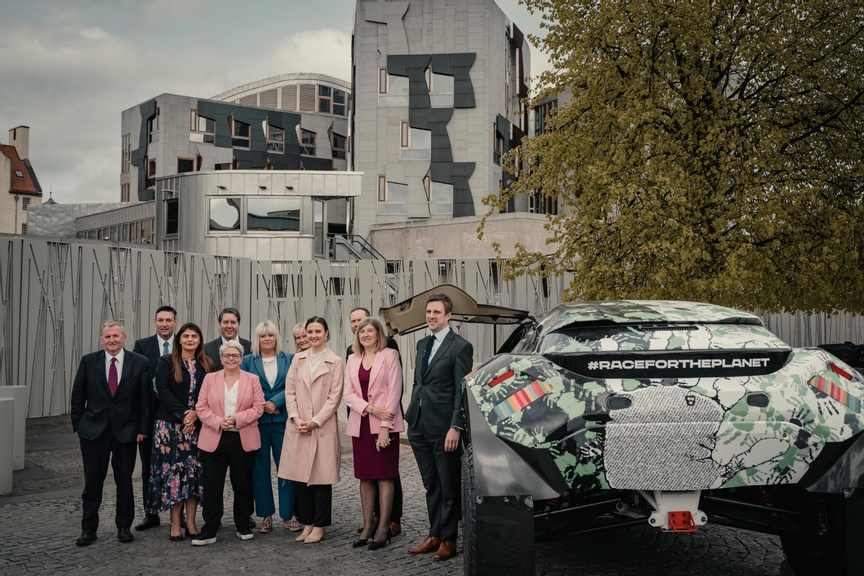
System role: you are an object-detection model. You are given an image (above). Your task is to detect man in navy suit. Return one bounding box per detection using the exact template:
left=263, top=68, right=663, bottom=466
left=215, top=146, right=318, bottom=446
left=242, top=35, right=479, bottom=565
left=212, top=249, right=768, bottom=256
left=71, top=321, right=152, bottom=546
left=204, top=307, right=252, bottom=370
left=131, top=305, right=178, bottom=531
left=405, top=293, right=473, bottom=561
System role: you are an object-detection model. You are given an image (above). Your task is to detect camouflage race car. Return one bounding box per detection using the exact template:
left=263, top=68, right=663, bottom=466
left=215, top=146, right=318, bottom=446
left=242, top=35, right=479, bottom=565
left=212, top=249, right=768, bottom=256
left=462, top=300, right=864, bottom=576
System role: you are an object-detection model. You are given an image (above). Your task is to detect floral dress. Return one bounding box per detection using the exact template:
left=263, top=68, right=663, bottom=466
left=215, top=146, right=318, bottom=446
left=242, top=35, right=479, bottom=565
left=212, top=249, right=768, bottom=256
left=147, top=358, right=204, bottom=512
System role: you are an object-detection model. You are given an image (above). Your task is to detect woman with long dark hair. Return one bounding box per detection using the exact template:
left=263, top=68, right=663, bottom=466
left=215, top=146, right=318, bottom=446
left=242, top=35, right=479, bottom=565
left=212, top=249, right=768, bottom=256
left=148, top=322, right=214, bottom=541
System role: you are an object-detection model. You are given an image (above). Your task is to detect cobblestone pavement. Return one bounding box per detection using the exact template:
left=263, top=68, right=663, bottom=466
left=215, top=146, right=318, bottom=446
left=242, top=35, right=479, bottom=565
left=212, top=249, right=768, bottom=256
left=0, top=418, right=792, bottom=575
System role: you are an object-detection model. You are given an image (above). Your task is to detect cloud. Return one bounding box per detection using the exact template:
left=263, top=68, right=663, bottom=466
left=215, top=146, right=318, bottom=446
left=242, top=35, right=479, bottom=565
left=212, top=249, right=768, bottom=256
left=139, top=0, right=209, bottom=24
left=271, top=29, right=352, bottom=82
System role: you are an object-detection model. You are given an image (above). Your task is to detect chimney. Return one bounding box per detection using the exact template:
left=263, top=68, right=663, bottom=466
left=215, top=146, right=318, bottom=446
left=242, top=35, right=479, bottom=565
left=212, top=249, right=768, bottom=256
left=9, top=126, right=29, bottom=160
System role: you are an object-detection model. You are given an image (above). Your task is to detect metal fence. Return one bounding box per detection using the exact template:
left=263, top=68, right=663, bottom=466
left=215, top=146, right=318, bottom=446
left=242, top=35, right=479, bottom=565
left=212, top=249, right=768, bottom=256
left=2, top=235, right=862, bottom=418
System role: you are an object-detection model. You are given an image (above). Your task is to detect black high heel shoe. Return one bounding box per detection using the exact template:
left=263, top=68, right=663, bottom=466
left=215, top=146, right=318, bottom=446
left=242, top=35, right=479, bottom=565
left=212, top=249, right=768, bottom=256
left=367, top=529, right=392, bottom=551
left=352, top=527, right=377, bottom=548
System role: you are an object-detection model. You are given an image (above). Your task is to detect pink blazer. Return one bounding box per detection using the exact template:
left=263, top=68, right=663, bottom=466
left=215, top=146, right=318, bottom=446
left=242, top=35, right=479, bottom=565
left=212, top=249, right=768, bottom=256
left=196, top=369, right=265, bottom=453
left=344, top=347, right=404, bottom=437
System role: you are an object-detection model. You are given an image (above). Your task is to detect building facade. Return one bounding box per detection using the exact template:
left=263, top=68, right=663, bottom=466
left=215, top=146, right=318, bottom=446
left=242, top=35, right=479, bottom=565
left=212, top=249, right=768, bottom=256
left=351, top=0, right=535, bottom=247
left=0, top=126, right=42, bottom=234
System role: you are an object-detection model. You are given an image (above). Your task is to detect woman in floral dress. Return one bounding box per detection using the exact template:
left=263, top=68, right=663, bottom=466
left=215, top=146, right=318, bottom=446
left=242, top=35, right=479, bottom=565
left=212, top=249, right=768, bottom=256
left=148, top=322, right=214, bottom=541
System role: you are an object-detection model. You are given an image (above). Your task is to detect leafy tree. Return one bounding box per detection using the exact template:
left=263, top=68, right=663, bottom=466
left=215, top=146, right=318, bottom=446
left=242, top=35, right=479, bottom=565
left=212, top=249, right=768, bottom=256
left=483, top=0, right=864, bottom=313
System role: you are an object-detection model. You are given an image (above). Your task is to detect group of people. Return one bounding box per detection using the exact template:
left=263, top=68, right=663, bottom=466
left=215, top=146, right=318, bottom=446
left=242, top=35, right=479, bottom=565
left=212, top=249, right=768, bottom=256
left=69, top=293, right=471, bottom=561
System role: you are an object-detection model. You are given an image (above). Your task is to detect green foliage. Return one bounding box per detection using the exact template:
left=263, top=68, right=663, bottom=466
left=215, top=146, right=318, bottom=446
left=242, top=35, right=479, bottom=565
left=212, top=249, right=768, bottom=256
left=483, top=0, right=864, bottom=313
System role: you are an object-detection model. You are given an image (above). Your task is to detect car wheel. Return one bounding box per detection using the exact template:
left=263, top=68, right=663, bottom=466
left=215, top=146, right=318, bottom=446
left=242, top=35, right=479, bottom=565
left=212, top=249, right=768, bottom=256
left=780, top=489, right=864, bottom=576
left=463, top=443, right=535, bottom=576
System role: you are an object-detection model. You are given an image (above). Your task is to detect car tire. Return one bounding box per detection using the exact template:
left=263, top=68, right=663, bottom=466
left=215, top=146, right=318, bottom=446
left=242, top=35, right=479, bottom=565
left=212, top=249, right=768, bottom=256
left=463, top=443, right=535, bottom=576
left=780, top=489, right=864, bottom=576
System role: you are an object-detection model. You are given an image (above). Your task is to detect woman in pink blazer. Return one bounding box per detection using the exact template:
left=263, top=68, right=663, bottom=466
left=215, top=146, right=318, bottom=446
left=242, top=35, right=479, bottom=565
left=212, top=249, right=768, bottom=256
left=278, top=317, right=343, bottom=544
left=343, top=317, right=404, bottom=550
left=191, top=340, right=265, bottom=546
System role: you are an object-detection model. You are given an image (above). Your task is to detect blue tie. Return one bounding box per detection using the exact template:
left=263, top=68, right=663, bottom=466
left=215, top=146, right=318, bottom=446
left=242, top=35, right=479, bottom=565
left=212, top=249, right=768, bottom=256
left=162, top=341, right=169, bottom=356
left=420, top=336, right=435, bottom=374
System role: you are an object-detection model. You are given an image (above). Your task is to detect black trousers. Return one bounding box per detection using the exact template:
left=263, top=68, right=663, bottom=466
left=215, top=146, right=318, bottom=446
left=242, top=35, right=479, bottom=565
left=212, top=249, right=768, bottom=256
left=79, top=427, right=138, bottom=532
left=408, top=425, right=461, bottom=542
left=200, top=432, right=256, bottom=532
left=373, top=475, right=403, bottom=522
left=138, top=429, right=156, bottom=516
left=294, top=482, right=332, bottom=527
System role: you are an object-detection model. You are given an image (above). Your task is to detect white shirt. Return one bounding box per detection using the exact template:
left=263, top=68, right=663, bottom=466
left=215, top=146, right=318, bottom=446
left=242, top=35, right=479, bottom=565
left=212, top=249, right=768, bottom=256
left=224, top=379, right=239, bottom=432
left=157, top=335, right=173, bottom=356
left=262, top=357, right=278, bottom=388
left=105, top=349, right=125, bottom=383
left=428, top=326, right=450, bottom=364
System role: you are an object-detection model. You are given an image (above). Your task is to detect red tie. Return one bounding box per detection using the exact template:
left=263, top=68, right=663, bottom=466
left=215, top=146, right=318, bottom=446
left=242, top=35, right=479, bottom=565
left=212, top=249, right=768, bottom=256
left=109, top=357, right=118, bottom=397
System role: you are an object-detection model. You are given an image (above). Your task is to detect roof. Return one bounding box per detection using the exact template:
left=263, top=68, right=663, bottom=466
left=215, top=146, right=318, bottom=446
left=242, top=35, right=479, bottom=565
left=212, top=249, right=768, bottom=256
left=537, top=300, right=763, bottom=335
left=0, top=144, right=41, bottom=195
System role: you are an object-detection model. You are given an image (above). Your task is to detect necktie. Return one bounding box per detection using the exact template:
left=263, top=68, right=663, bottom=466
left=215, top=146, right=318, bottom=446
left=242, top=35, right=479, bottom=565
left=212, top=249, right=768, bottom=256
left=420, top=336, right=435, bottom=374
left=163, top=341, right=169, bottom=356
left=109, top=357, right=118, bottom=397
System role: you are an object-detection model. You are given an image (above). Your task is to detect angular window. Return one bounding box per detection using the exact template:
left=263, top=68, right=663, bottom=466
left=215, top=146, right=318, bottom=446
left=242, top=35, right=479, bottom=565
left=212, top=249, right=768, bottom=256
left=247, top=197, right=301, bottom=232
left=231, top=117, right=250, bottom=148
left=377, top=181, right=408, bottom=214
left=379, top=71, right=409, bottom=107
left=333, top=89, right=346, bottom=115
left=318, top=85, right=332, bottom=113
left=426, top=68, right=455, bottom=107
left=190, top=110, right=216, bottom=143
left=121, top=183, right=130, bottom=202
left=215, top=162, right=231, bottom=171
left=141, top=218, right=153, bottom=243
left=400, top=126, right=431, bottom=160
left=147, top=108, right=160, bottom=143
left=177, top=158, right=195, bottom=173
left=300, top=129, right=316, bottom=156
left=146, top=158, right=156, bottom=188
left=208, top=197, right=241, bottom=232
left=494, top=125, right=505, bottom=165
left=121, top=134, right=131, bottom=173
left=265, top=121, right=284, bottom=153
left=165, top=199, right=179, bottom=236
left=430, top=181, right=453, bottom=215
left=331, top=132, right=347, bottom=159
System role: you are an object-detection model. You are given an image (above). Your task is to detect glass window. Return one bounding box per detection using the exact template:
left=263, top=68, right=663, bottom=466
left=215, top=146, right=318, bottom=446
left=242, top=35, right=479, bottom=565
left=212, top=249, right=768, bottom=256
left=22, top=197, right=30, bottom=210
left=141, top=218, right=152, bottom=243
left=165, top=200, right=179, bottom=236
left=331, top=133, right=347, bottom=159
left=300, top=129, right=316, bottom=155
left=232, top=117, right=250, bottom=148
left=177, top=158, right=195, bottom=173
left=121, top=134, right=131, bottom=173
left=379, top=73, right=409, bottom=107
left=378, top=181, right=408, bottom=215
left=319, top=98, right=330, bottom=113
left=247, top=198, right=301, bottom=232
left=400, top=127, right=431, bottom=160
left=215, top=163, right=231, bottom=171
left=318, top=85, right=332, bottom=97
left=430, top=181, right=453, bottom=215
left=268, top=125, right=284, bottom=141
left=313, top=200, right=325, bottom=256
left=333, top=89, right=346, bottom=115
left=209, top=197, right=241, bottom=231
left=190, top=111, right=215, bottom=143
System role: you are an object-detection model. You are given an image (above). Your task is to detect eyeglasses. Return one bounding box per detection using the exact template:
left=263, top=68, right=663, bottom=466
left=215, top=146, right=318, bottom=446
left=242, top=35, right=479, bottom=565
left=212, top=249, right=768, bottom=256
left=221, top=353, right=242, bottom=359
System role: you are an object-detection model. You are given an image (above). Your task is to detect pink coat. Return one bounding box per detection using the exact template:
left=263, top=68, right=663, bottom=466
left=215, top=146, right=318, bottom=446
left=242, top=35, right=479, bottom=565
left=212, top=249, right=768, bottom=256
left=196, top=370, right=265, bottom=453
left=344, top=347, right=404, bottom=437
left=277, top=347, right=343, bottom=485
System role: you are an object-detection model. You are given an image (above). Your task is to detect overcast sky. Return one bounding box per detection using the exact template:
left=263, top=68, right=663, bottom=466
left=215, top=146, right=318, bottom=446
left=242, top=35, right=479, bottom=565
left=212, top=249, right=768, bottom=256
left=0, top=0, right=549, bottom=203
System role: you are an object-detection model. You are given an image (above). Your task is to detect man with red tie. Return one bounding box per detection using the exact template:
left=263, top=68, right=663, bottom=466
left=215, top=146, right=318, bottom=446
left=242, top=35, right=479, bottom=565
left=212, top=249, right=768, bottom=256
left=71, top=321, right=152, bottom=546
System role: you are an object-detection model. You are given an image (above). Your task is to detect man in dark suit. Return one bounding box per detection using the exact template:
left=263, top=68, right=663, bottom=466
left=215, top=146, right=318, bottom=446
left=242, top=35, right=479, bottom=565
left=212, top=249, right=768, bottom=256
left=346, top=307, right=404, bottom=536
left=405, top=293, right=473, bottom=561
left=131, top=304, right=178, bottom=531
left=204, top=307, right=252, bottom=371
left=70, top=321, right=152, bottom=546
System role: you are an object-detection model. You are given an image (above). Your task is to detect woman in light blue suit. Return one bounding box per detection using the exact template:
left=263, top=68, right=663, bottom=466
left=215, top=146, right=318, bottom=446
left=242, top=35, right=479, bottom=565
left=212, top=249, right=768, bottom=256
left=240, top=320, right=298, bottom=533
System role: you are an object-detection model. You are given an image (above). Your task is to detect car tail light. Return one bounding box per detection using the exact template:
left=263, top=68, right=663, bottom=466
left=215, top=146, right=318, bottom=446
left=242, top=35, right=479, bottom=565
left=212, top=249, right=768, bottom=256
left=830, top=363, right=853, bottom=381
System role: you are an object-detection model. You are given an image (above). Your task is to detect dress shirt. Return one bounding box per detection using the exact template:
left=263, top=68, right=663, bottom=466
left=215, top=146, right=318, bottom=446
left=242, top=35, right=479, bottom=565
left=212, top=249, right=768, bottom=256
left=158, top=335, right=173, bottom=355
left=224, top=379, right=239, bottom=432
left=105, top=349, right=125, bottom=383
left=428, top=327, right=450, bottom=364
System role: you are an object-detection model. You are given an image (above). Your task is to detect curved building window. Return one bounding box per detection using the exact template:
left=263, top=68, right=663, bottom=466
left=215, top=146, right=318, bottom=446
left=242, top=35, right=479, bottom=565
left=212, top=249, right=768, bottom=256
left=247, top=198, right=301, bottom=232
left=209, top=197, right=241, bottom=232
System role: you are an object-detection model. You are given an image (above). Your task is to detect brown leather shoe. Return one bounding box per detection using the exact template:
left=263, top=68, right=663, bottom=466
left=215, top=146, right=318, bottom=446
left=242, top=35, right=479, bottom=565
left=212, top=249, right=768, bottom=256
left=389, top=521, right=401, bottom=537
left=433, top=540, right=457, bottom=561
left=408, top=536, right=441, bottom=554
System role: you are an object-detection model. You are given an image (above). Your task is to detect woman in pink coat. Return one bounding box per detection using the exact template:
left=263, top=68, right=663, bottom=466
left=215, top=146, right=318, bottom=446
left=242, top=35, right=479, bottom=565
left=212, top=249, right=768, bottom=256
left=278, top=317, right=343, bottom=544
left=191, top=340, right=265, bottom=546
left=344, top=317, right=404, bottom=550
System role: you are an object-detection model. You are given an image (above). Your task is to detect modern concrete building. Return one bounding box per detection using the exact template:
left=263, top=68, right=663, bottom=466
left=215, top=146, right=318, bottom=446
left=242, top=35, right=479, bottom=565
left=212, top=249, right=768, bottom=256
left=28, top=170, right=361, bottom=260
left=350, top=0, right=556, bottom=258
left=0, top=126, right=42, bottom=235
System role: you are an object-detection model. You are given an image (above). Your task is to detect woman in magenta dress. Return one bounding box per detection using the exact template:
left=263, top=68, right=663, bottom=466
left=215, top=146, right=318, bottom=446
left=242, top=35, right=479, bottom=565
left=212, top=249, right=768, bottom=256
left=343, top=317, right=404, bottom=550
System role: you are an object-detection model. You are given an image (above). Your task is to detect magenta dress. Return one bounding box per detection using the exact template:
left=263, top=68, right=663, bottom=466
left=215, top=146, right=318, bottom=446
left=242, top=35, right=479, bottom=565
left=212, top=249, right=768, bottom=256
left=351, top=364, right=399, bottom=480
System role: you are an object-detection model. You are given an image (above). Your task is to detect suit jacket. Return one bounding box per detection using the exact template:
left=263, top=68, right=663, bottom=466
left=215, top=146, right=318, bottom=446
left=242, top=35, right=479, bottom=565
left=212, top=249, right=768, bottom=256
left=344, top=347, right=405, bottom=437
left=154, top=354, right=209, bottom=424
left=240, top=351, right=293, bottom=425
left=405, top=330, right=473, bottom=436
left=70, top=349, right=153, bottom=443
left=196, top=369, right=265, bottom=453
left=277, top=347, right=343, bottom=485
left=132, top=333, right=169, bottom=423
left=204, top=336, right=252, bottom=371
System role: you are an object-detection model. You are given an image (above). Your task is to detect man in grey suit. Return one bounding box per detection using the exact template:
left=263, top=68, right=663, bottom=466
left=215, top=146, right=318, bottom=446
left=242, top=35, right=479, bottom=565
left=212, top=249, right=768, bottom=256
left=405, top=293, right=473, bottom=561
left=204, top=307, right=252, bottom=371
